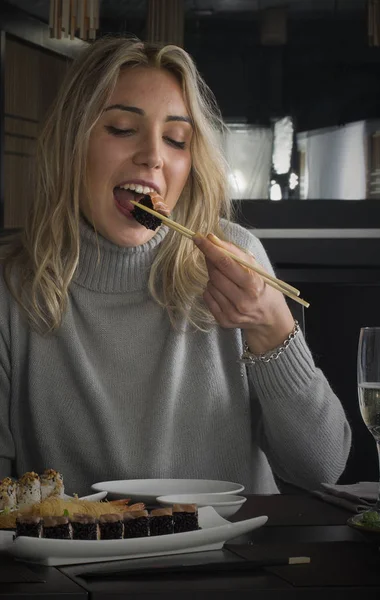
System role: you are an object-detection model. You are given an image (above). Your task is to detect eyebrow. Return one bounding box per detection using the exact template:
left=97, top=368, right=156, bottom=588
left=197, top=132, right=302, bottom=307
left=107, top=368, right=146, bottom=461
left=104, top=104, right=193, bottom=126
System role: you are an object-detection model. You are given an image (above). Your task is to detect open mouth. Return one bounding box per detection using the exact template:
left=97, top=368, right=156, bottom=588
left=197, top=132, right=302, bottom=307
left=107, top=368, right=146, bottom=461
left=114, top=184, right=171, bottom=229
left=113, top=182, right=162, bottom=220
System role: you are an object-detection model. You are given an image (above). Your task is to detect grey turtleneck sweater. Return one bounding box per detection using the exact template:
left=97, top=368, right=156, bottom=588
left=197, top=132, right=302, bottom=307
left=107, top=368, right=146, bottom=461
left=0, top=220, right=351, bottom=496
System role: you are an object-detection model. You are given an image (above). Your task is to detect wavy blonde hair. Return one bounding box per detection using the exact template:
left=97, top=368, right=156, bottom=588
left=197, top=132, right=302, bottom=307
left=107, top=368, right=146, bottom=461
left=1, top=36, right=232, bottom=333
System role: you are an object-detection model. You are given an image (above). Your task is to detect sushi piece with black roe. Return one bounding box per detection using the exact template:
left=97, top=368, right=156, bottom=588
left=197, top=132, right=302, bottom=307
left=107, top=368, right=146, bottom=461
left=71, top=513, right=99, bottom=540
left=150, top=507, right=174, bottom=536
left=123, top=510, right=150, bottom=538
left=131, top=193, right=171, bottom=230
left=173, top=503, right=199, bottom=533
left=15, top=515, right=43, bottom=538
left=131, top=194, right=162, bottom=230
left=43, top=515, right=72, bottom=539
left=99, top=513, right=124, bottom=539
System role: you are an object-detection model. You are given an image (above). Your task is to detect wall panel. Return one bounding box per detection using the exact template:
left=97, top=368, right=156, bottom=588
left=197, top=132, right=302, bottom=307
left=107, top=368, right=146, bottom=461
left=4, top=35, right=70, bottom=228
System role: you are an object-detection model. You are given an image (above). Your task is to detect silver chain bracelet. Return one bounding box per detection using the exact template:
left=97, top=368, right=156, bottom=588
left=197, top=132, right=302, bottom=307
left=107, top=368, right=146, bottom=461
left=239, top=320, right=300, bottom=365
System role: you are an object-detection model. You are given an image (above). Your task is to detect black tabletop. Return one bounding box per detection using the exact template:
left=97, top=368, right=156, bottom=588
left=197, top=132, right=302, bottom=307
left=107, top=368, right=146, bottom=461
left=1, top=493, right=380, bottom=599
left=0, top=554, right=87, bottom=599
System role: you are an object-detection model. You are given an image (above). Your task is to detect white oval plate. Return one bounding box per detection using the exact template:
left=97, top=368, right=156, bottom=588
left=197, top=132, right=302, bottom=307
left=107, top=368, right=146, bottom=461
left=8, top=506, right=267, bottom=566
left=157, top=494, right=247, bottom=518
left=91, top=479, right=244, bottom=503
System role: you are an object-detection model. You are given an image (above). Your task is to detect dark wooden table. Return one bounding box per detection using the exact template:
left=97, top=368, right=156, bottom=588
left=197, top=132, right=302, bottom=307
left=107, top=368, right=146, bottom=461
left=1, top=494, right=380, bottom=599
left=0, top=554, right=87, bottom=599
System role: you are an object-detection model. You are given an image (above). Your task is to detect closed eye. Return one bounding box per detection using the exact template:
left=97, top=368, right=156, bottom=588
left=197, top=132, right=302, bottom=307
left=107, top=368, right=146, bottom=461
left=105, top=126, right=186, bottom=149
left=105, top=126, right=135, bottom=137
left=165, top=137, right=186, bottom=150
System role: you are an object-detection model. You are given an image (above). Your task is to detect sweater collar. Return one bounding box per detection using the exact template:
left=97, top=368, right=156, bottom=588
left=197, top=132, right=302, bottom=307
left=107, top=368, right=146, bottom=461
left=74, top=218, right=168, bottom=293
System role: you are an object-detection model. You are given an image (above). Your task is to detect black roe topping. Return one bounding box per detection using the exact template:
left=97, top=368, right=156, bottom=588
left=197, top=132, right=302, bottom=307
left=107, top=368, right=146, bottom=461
left=123, top=516, right=150, bottom=538
left=99, top=520, right=123, bottom=540
left=72, top=521, right=98, bottom=540
left=43, top=523, right=72, bottom=539
left=16, top=521, right=42, bottom=538
left=131, top=194, right=162, bottom=230
left=173, top=511, right=199, bottom=533
left=150, top=514, right=174, bottom=536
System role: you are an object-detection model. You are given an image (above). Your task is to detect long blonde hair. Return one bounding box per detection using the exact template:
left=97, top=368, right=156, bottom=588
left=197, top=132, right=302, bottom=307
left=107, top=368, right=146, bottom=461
left=2, top=36, right=232, bottom=333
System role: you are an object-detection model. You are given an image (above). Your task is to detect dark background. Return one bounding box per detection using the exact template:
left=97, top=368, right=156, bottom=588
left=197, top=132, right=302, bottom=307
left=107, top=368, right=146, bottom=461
left=1, top=0, right=380, bottom=486
left=4, top=0, right=380, bottom=130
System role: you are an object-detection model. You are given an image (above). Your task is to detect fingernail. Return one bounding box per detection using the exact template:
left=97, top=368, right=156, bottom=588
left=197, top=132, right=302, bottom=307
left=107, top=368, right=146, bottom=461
left=193, top=234, right=204, bottom=246
left=207, top=233, right=220, bottom=242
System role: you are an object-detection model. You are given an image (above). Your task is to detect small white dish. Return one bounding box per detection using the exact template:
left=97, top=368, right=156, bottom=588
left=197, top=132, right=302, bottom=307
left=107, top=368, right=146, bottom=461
left=157, top=494, right=247, bottom=518
left=91, top=479, right=245, bottom=504
left=9, top=506, right=267, bottom=566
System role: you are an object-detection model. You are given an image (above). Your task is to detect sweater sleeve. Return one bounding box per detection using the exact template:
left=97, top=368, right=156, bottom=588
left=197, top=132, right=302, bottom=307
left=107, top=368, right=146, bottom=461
left=250, top=331, right=351, bottom=490
left=0, top=276, right=15, bottom=478
left=224, top=222, right=352, bottom=490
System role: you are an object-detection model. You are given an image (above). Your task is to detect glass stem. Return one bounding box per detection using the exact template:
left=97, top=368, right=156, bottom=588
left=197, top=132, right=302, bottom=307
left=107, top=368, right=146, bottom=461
left=376, top=440, right=380, bottom=511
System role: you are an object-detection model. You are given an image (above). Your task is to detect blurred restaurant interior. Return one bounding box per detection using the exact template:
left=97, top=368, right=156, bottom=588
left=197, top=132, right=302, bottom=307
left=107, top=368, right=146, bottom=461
left=1, top=0, right=380, bottom=485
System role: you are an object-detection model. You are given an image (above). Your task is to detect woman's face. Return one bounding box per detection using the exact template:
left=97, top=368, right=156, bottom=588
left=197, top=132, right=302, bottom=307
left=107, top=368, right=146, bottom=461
left=83, top=66, right=193, bottom=246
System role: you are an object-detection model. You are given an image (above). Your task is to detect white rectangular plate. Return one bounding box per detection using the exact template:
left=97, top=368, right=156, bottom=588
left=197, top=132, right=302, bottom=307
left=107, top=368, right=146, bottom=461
left=5, top=507, right=267, bottom=566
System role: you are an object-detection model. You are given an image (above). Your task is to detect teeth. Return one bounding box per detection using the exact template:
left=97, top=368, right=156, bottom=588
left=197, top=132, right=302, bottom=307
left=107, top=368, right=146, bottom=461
left=120, top=183, right=156, bottom=194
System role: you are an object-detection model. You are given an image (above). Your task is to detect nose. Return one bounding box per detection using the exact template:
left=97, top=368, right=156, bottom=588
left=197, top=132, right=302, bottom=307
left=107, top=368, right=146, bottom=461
left=133, top=132, right=164, bottom=170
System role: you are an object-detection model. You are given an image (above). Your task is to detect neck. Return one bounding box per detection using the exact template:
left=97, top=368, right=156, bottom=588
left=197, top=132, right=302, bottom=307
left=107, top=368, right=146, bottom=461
left=74, top=218, right=168, bottom=293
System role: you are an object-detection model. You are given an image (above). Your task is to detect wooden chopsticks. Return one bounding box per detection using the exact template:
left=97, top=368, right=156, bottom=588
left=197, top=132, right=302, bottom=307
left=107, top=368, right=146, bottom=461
left=130, top=200, right=309, bottom=308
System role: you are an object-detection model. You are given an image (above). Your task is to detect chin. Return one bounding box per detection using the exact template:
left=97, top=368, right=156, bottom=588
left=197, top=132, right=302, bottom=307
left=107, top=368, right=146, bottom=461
left=105, top=223, right=155, bottom=248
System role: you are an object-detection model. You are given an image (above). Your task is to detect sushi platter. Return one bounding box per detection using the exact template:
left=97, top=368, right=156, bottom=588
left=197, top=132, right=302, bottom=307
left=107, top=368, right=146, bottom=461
left=4, top=506, right=267, bottom=566
left=0, top=470, right=268, bottom=566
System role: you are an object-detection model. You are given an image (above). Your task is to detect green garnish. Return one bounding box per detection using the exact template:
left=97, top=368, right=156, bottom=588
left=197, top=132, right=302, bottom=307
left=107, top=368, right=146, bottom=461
left=63, top=509, right=70, bottom=517
left=359, top=511, right=380, bottom=528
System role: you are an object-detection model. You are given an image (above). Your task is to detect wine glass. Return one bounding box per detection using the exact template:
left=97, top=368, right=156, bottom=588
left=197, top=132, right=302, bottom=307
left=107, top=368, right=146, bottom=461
left=357, top=327, right=380, bottom=516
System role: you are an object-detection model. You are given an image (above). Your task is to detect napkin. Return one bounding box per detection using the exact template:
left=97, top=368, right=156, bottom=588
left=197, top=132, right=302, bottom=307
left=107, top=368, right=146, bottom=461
left=313, top=482, right=378, bottom=513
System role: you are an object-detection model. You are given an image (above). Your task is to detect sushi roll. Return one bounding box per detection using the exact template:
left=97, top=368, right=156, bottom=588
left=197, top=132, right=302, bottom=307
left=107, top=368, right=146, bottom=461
left=40, top=469, right=64, bottom=500
left=16, top=472, right=41, bottom=507
left=0, top=477, right=17, bottom=511
left=123, top=510, right=150, bottom=538
left=71, top=514, right=99, bottom=540
left=149, top=508, right=173, bottom=536
left=99, top=513, right=124, bottom=540
left=15, top=515, right=43, bottom=538
left=43, top=516, right=72, bottom=539
left=173, top=504, right=199, bottom=533
left=131, top=194, right=170, bottom=230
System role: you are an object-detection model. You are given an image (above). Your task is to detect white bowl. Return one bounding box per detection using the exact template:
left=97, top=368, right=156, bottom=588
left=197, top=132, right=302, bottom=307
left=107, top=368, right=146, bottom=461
left=157, top=493, right=247, bottom=518
left=91, top=479, right=245, bottom=504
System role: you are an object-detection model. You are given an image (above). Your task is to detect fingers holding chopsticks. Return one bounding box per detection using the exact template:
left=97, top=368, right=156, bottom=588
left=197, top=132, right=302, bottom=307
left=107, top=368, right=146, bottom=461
left=193, top=233, right=297, bottom=352
left=194, top=233, right=261, bottom=287
left=193, top=233, right=276, bottom=327
left=130, top=199, right=308, bottom=307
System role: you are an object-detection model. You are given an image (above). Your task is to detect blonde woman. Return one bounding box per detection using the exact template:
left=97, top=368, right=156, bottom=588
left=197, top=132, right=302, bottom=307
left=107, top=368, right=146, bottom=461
left=0, top=37, right=351, bottom=496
